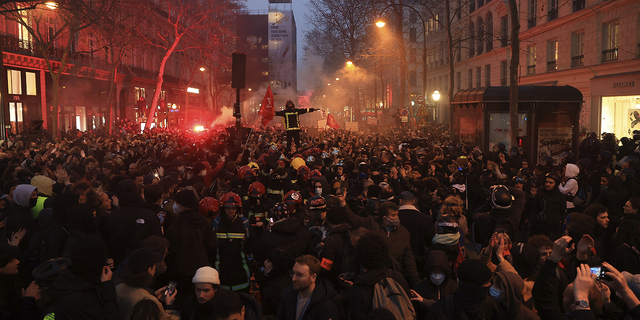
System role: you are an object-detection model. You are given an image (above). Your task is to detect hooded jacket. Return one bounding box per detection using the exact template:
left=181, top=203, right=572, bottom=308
left=252, top=216, right=311, bottom=264
left=63, top=203, right=99, bottom=258
left=412, top=250, right=458, bottom=318
left=599, top=175, right=630, bottom=224
left=103, top=180, right=162, bottom=266
left=166, top=208, right=215, bottom=276
left=493, top=271, right=539, bottom=320
left=529, top=181, right=566, bottom=239
left=559, top=164, right=579, bottom=209
left=50, top=268, right=118, bottom=320
left=5, top=184, right=36, bottom=251
left=277, top=276, right=343, bottom=320
left=349, top=268, right=411, bottom=320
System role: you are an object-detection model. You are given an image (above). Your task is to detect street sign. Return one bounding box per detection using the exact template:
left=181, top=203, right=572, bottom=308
left=401, top=116, right=409, bottom=123
left=418, top=116, right=429, bottom=127
left=400, top=109, right=409, bottom=116
left=416, top=106, right=429, bottom=116
left=417, top=95, right=425, bottom=104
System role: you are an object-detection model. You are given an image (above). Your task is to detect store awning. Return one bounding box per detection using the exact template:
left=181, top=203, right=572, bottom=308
left=452, top=85, right=583, bottom=109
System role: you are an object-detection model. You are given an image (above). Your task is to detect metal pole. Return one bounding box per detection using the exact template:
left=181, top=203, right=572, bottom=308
left=0, top=35, right=6, bottom=142
left=423, top=22, right=427, bottom=105
left=235, top=88, right=241, bottom=146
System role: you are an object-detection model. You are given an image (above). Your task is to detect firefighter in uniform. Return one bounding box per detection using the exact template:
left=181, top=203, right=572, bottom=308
left=212, top=192, right=252, bottom=292
left=243, top=181, right=275, bottom=238
left=274, top=100, right=319, bottom=147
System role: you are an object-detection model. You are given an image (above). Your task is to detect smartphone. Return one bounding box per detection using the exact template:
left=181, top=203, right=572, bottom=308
left=162, top=281, right=177, bottom=300
left=269, top=218, right=274, bottom=223
left=590, top=267, right=605, bottom=280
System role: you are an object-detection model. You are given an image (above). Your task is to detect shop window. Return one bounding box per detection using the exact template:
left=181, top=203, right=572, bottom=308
left=603, top=21, right=619, bottom=62
left=7, top=70, right=21, bottom=95
left=9, top=102, right=23, bottom=134
left=26, top=72, right=36, bottom=96
left=572, top=32, right=585, bottom=67
left=135, top=87, right=146, bottom=101
left=601, top=96, right=640, bottom=143
left=527, top=46, right=536, bottom=75
left=547, top=39, right=558, bottom=71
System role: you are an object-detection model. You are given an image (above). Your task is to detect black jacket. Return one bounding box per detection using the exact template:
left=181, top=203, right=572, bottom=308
left=258, top=266, right=292, bottom=316
left=349, top=268, right=410, bottom=320
left=277, top=276, right=343, bottom=320
left=49, top=268, right=118, bottom=320
left=529, top=186, right=566, bottom=239
left=473, top=186, right=526, bottom=247
left=319, top=223, right=355, bottom=290
left=398, top=205, right=435, bottom=264
left=253, top=217, right=311, bottom=264
left=166, top=209, right=215, bottom=276
left=599, top=176, right=630, bottom=224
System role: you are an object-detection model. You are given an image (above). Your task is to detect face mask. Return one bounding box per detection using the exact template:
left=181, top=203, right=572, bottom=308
left=172, top=202, right=182, bottom=214
left=489, top=286, right=505, bottom=302
left=29, top=197, right=37, bottom=208
left=384, top=216, right=400, bottom=227
left=315, top=188, right=323, bottom=196
left=430, top=273, right=446, bottom=286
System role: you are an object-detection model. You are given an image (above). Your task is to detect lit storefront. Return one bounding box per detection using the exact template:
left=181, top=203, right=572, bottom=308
left=592, top=73, right=640, bottom=139
left=5, top=68, right=41, bottom=135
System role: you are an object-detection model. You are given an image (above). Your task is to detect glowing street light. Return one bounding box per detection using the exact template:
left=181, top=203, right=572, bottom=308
left=432, top=90, right=441, bottom=101
left=45, top=1, right=58, bottom=9
left=375, top=20, right=386, bottom=28
left=346, top=60, right=353, bottom=66
left=199, top=67, right=205, bottom=72
left=335, top=78, right=340, bottom=81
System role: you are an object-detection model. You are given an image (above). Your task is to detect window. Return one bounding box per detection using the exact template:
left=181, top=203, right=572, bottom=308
left=547, top=39, right=558, bottom=71
left=262, top=71, right=269, bottom=76
left=410, top=48, right=417, bottom=63
left=500, top=16, right=508, bottom=47
left=468, top=69, right=473, bottom=89
left=9, top=102, right=23, bottom=135
left=485, top=64, right=491, bottom=86
left=527, top=46, right=536, bottom=75
left=26, top=72, right=36, bottom=96
left=409, top=28, right=417, bottom=43
left=500, top=60, right=508, bottom=86
left=409, top=12, right=417, bottom=24
left=486, top=14, right=493, bottom=51
left=603, top=21, right=619, bottom=62
left=7, top=70, right=22, bottom=95
left=456, top=0, right=462, bottom=20
left=445, top=75, right=449, bottom=91
left=478, top=0, right=484, bottom=7
left=18, top=8, right=31, bottom=50
left=476, top=66, right=482, bottom=88
left=548, top=0, right=558, bottom=21
left=477, top=18, right=484, bottom=55
left=469, top=22, right=475, bottom=57
left=134, top=87, right=145, bottom=101
left=571, top=32, right=584, bottom=67
left=48, top=26, right=54, bottom=44
left=469, top=0, right=475, bottom=13
left=573, top=0, right=585, bottom=12
left=528, top=0, right=536, bottom=29
left=455, top=38, right=462, bottom=62
left=410, top=71, right=417, bottom=87
left=456, top=71, right=461, bottom=92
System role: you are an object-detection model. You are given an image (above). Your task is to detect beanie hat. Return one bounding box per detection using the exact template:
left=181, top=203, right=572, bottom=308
left=192, top=266, right=220, bottom=285
left=31, top=175, right=54, bottom=196
left=128, top=248, right=162, bottom=274
left=174, top=189, right=199, bottom=209
left=457, top=259, right=493, bottom=286
left=69, top=235, right=108, bottom=285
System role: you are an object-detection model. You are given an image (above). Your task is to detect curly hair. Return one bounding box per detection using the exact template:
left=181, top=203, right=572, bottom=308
left=439, top=195, right=464, bottom=218
left=355, top=231, right=389, bottom=271
left=118, top=266, right=154, bottom=288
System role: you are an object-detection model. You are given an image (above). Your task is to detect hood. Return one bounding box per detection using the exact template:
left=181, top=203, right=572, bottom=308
left=66, top=203, right=97, bottom=235
left=607, top=175, right=624, bottom=190
left=178, top=209, right=204, bottom=227
left=425, top=250, right=452, bottom=277
left=564, top=163, right=579, bottom=179
left=31, top=175, right=54, bottom=196
left=353, top=268, right=390, bottom=286
left=495, top=271, right=525, bottom=317
left=50, top=268, right=97, bottom=297
left=13, top=184, right=36, bottom=207
left=271, top=216, right=304, bottom=234
left=116, top=179, right=145, bottom=207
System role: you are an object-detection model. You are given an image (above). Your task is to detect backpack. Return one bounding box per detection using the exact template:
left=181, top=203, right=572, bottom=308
left=371, top=277, right=416, bottom=320
left=565, top=177, right=592, bottom=207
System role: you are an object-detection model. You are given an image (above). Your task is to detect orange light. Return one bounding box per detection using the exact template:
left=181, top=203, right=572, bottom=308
left=194, top=125, right=204, bottom=132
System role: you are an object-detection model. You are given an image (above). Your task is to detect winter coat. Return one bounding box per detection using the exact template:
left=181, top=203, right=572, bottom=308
left=529, top=185, right=566, bottom=239
left=277, top=276, right=344, bottom=320
left=50, top=268, right=118, bottom=320
left=559, top=164, right=580, bottom=209
left=342, top=204, right=420, bottom=286
left=319, top=224, right=358, bottom=291
left=412, top=250, right=458, bottom=319
left=599, top=176, right=630, bottom=224
left=179, top=293, right=215, bottom=320
left=5, top=185, right=36, bottom=251
left=166, top=209, right=215, bottom=276
left=114, top=283, right=179, bottom=320
left=494, top=271, right=539, bottom=320
left=473, top=186, right=526, bottom=247
left=609, top=244, right=640, bottom=275
left=259, top=266, right=292, bottom=316
left=252, top=217, right=311, bottom=264
left=349, top=268, right=411, bottom=320
left=613, top=214, right=640, bottom=247
left=398, top=204, right=435, bottom=266
left=103, top=180, right=162, bottom=266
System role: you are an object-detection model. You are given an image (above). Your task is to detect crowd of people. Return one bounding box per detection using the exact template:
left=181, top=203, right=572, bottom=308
left=1, top=122, right=640, bottom=320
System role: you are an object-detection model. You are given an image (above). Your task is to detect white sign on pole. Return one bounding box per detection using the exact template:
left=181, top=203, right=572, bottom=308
left=345, top=122, right=359, bottom=131
left=401, top=116, right=409, bottom=123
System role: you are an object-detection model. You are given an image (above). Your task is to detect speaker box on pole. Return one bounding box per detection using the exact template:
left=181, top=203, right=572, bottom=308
left=231, top=53, right=246, bottom=89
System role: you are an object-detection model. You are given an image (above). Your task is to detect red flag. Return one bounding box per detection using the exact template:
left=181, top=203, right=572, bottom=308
left=327, top=114, right=340, bottom=129
left=259, top=86, right=275, bottom=126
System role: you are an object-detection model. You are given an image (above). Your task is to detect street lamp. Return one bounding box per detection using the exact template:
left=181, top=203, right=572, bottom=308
left=346, top=60, right=353, bottom=66
left=432, top=90, right=440, bottom=122
left=45, top=1, right=58, bottom=9
left=375, top=5, right=427, bottom=130
left=199, top=67, right=205, bottom=72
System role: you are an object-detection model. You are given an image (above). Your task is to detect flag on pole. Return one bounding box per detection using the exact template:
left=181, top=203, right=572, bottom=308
left=259, top=86, right=275, bottom=126
left=327, top=113, right=340, bottom=129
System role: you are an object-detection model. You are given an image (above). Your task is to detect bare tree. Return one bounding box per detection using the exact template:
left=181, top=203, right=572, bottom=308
left=140, top=0, right=240, bottom=130
left=2, top=0, right=108, bottom=137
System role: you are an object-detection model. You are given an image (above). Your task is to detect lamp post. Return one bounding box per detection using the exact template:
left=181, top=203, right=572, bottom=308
left=376, top=3, right=427, bottom=130
left=432, top=90, right=441, bottom=123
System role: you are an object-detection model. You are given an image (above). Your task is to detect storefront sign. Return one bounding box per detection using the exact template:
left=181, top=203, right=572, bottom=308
left=592, top=72, right=640, bottom=96
left=613, top=81, right=634, bottom=89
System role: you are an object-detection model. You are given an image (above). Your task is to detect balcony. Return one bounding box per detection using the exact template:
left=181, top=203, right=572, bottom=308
left=527, top=65, right=536, bottom=75
left=547, top=60, right=557, bottom=71
left=602, top=48, right=618, bottom=62
left=571, top=55, right=584, bottom=67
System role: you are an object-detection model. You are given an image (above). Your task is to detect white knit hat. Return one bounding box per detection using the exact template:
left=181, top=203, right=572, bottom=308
left=192, top=266, right=220, bottom=285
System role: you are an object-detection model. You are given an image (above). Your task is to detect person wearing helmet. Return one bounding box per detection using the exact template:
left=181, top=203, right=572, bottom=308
left=283, top=190, right=303, bottom=217
left=243, top=182, right=275, bottom=237
left=274, top=100, right=319, bottom=147
left=293, top=165, right=311, bottom=194
left=473, top=185, right=526, bottom=248
left=212, top=192, right=252, bottom=292
left=265, top=168, right=293, bottom=203
left=232, top=166, right=256, bottom=202
left=198, top=197, right=220, bottom=221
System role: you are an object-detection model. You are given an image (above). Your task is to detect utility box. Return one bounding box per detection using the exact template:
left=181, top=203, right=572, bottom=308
left=451, top=85, right=583, bottom=165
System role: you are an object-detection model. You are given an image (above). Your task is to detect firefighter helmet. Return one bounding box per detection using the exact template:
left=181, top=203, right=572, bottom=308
left=198, top=197, right=220, bottom=218
left=220, top=192, right=242, bottom=208
left=238, top=166, right=255, bottom=180
left=248, top=182, right=266, bottom=198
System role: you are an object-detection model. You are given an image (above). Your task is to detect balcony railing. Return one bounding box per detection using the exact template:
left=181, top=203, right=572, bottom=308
left=527, top=65, right=536, bottom=75
left=571, top=55, right=584, bottom=67
left=602, top=48, right=618, bottom=62
left=547, top=60, right=557, bottom=71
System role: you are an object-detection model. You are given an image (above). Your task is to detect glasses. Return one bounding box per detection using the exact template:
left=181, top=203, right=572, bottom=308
left=290, top=271, right=309, bottom=279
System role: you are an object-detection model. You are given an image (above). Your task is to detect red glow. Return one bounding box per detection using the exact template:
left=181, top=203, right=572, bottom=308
left=194, top=125, right=205, bottom=132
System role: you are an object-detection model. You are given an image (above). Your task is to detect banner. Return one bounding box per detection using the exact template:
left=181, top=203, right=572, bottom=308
left=327, top=114, right=340, bottom=129
left=268, top=11, right=295, bottom=90
left=259, top=86, right=275, bottom=126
